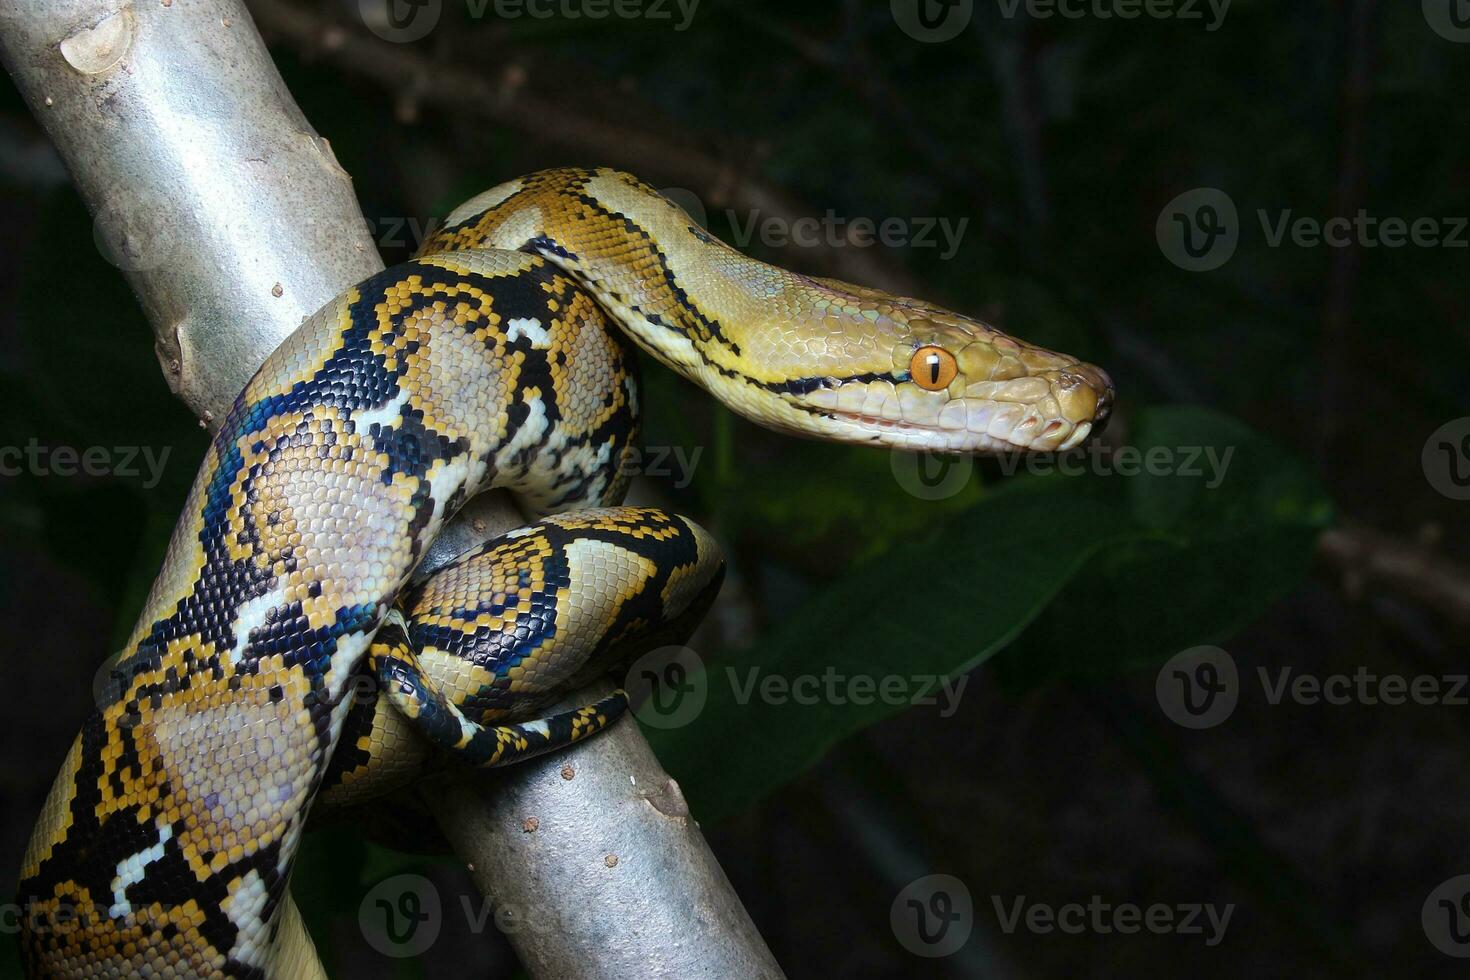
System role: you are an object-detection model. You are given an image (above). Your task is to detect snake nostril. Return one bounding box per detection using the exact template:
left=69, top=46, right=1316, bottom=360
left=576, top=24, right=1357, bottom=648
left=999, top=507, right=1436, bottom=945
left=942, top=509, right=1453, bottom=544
left=1092, top=386, right=1115, bottom=434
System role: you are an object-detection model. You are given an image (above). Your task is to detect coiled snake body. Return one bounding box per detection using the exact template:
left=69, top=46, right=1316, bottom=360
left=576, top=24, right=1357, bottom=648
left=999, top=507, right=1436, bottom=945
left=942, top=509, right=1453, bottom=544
left=17, top=169, right=1112, bottom=977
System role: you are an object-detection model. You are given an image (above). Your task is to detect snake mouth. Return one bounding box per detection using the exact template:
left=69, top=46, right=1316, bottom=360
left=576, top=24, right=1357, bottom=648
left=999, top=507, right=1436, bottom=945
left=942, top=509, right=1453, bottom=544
left=820, top=407, right=1094, bottom=454
left=794, top=365, right=1114, bottom=455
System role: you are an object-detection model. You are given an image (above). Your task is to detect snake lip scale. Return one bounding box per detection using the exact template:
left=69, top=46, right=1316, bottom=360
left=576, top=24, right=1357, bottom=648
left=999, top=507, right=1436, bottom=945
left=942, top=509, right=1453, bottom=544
left=17, top=168, right=1112, bottom=978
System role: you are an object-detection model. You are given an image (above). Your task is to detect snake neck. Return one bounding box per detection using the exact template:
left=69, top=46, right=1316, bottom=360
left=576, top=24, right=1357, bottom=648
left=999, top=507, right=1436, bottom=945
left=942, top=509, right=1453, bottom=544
left=419, top=167, right=1113, bottom=455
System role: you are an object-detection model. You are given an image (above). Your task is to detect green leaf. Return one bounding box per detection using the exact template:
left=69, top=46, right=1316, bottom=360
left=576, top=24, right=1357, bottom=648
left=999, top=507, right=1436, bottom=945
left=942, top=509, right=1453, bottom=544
left=649, top=406, right=1332, bottom=822
left=993, top=406, right=1333, bottom=686
left=647, top=487, right=1140, bottom=823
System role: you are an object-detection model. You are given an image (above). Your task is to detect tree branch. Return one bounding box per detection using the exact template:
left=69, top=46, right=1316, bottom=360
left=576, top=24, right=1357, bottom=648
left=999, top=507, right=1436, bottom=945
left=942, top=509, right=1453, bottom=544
left=0, top=1, right=781, bottom=976
left=1317, top=524, right=1470, bottom=636
left=244, top=0, right=920, bottom=297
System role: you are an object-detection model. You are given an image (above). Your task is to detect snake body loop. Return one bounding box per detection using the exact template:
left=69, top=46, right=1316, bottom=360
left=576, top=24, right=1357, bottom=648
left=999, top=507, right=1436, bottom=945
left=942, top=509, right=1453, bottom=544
left=17, top=169, right=1112, bottom=978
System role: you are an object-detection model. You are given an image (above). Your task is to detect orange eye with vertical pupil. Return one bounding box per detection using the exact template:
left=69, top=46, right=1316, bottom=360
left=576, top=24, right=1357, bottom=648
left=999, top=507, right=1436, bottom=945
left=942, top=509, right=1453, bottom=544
left=909, top=346, right=957, bottom=390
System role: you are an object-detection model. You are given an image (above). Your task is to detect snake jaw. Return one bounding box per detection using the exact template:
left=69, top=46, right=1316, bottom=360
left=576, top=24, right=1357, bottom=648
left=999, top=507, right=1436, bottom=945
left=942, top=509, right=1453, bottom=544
left=801, top=405, right=1091, bottom=454
left=776, top=305, right=1115, bottom=455
left=790, top=340, right=1113, bottom=455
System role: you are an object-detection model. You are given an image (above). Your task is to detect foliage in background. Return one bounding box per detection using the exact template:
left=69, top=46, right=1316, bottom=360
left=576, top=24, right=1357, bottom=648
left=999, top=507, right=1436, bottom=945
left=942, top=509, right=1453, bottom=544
left=2, top=0, right=1465, bottom=975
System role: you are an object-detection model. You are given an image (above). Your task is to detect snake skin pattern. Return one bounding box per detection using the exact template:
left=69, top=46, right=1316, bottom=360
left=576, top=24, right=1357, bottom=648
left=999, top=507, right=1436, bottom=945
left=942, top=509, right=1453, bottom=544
left=17, top=168, right=1113, bottom=978
left=316, top=508, right=723, bottom=812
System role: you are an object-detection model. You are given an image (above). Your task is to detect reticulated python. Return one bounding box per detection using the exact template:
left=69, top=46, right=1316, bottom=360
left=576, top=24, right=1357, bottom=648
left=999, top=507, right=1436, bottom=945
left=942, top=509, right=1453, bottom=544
left=16, top=168, right=1112, bottom=978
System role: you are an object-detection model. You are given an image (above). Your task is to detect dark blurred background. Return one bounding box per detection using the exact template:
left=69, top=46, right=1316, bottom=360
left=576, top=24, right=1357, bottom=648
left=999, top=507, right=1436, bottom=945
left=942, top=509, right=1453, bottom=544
left=2, top=0, right=1468, bottom=976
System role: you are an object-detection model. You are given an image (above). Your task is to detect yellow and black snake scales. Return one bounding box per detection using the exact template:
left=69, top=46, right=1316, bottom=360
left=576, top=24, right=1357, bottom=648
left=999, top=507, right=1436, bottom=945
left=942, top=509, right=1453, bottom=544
left=16, top=168, right=1112, bottom=978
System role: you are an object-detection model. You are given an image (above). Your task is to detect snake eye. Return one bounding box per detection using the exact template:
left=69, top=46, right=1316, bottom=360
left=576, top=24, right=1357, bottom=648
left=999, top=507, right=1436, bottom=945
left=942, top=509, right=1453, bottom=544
left=909, top=345, right=957, bottom=391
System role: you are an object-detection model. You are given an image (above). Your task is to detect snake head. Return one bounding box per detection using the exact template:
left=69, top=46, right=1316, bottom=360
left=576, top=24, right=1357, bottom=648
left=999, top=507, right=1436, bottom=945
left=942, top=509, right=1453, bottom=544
left=768, top=294, right=1114, bottom=455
